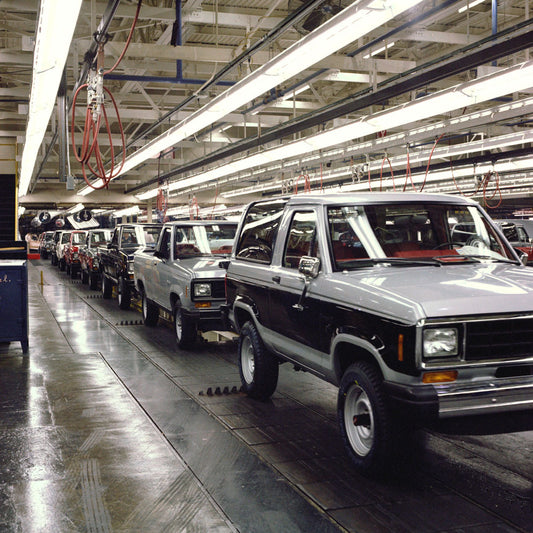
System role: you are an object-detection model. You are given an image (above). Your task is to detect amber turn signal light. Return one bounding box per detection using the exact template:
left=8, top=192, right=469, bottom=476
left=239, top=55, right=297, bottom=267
left=422, top=370, right=458, bottom=383
left=195, top=302, right=211, bottom=308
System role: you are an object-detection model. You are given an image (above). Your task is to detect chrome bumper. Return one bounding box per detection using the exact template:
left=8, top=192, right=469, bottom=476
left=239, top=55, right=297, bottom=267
left=435, top=376, right=533, bottom=418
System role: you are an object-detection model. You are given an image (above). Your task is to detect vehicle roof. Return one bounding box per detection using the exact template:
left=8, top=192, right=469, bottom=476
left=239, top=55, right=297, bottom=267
left=163, top=220, right=237, bottom=226
left=285, top=192, right=476, bottom=206
left=115, top=223, right=163, bottom=227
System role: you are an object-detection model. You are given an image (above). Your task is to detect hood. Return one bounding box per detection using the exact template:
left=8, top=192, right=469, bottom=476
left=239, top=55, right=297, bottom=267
left=172, top=256, right=227, bottom=279
left=333, top=262, right=533, bottom=322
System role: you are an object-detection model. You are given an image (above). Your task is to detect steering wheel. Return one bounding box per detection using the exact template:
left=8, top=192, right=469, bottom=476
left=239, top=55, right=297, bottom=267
left=339, top=232, right=358, bottom=246
left=465, top=236, right=487, bottom=249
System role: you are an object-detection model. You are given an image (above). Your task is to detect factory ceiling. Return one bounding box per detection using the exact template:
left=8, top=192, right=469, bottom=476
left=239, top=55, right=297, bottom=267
left=2, top=0, right=533, bottom=217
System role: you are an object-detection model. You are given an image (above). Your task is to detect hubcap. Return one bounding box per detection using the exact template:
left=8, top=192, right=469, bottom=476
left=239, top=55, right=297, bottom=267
left=175, top=309, right=182, bottom=340
left=240, top=336, right=255, bottom=384
left=344, top=383, right=374, bottom=457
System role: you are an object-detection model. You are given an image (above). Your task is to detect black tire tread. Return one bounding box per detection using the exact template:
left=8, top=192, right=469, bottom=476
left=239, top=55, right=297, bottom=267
left=337, top=361, right=395, bottom=475
left=238, top=321, right=279, bottom=401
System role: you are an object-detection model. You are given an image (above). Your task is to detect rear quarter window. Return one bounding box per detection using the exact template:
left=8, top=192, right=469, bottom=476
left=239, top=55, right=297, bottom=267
left=235, top=199, right=287, bottom=264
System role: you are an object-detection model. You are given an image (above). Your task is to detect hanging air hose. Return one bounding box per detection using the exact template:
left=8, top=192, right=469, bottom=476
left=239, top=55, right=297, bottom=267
left=71, top=0, right=142, bottom=189
left=379, top=156, right=396, bottom=192
left=294, top=172, right=311, bottom=194
left=482, top=170, right=503, bottom=209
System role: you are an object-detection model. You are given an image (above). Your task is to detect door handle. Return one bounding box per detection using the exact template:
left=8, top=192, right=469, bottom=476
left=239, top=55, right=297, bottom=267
left=272, top=275, right=281, bottom=283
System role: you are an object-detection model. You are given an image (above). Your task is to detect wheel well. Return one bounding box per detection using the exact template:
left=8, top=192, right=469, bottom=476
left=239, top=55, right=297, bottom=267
left=335, top=342, right=383, bottom=382
left=234, top=306, right=253, bottom=332
left=137, top=280, right=144, bottom=292
left=170, top=293, right=179, bottom=311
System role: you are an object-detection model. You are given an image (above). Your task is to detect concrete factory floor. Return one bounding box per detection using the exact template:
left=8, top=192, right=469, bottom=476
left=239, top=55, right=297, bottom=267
left=0, top=259, right=531, bottom=532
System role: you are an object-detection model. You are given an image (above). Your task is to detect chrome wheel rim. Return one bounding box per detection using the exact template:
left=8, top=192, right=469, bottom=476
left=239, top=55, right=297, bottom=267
left=344, top=383, right=374, bottom=457
left=175, top=309, right=183, bottom=340
left=240, top=336, right=255, bottom=384
left=142, top=294, right=147, bottom=319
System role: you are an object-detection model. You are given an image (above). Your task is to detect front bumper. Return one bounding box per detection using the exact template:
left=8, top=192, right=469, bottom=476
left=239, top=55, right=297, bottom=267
left=183, top=306, right=226, bottom=332
left=384, top=375, right=533, bottom=421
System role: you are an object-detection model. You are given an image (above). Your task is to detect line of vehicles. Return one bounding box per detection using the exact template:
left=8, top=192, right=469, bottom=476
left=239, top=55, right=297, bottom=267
left=34, top=195, right=533, bottom=475
left=39, top=220, right=237, bottom=348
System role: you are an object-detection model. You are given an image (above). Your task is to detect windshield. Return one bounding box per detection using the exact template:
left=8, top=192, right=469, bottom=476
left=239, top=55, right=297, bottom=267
left=174, top=224, right=237, bottom=257
left=71, top=232, right=86, bottom=244
left=90, top=231, right=110, bottom=245
left=141, top=226, right=161, bottom=248
left=327, top=203, right=516, bottom=270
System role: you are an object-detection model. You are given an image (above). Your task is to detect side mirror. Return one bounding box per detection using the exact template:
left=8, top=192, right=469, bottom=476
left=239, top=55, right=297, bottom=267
left=298, top=256, right=320, bottom=278
left=219, top=259, right=230, bottom=270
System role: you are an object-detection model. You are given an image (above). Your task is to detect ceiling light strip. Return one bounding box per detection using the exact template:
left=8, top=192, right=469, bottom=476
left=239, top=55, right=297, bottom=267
left=136, top=60, right=533, bottom=200
left=80, top=0, right=425, bottom=195
left=18, top=0, right=83, bottom=197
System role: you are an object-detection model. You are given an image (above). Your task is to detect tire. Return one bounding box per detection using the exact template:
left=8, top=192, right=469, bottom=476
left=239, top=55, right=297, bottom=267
left=70, top=265, right=77, bottom=279
left=117, top=277, right=131, bottom=309
left=59, top=258, right=66, bottom=271
left=66, top=263, right=70, bottom=275
left=141, top=290, right=159, bottom=326
left=238, top=321, right=279, bottom=400
left=173, top=304, right=196, bottom=349
left=89, top=272, right=99, bottom=291
left=101, top=274, right=112, bottom=299
left=51, top=254, right=57, bottom=266
left=337, top=361, right=395, bottom=475
left=81, top=269, right=88, bottom=284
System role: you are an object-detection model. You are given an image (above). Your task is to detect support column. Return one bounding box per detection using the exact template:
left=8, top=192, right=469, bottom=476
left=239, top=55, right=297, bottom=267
left=146, top=199, right=153, bottom=222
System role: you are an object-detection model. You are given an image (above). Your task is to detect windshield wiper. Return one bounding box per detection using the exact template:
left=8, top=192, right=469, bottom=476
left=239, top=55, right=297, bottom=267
left=339, top=257, right=441, bottom=268
left=434, top=254, right=518, bottom=264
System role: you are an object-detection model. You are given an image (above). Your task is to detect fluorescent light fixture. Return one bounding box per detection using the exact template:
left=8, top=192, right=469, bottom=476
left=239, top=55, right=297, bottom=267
left=135, top=59, right=533, bottom=200
left=18, top=0, right=83, bottom=197
left=79, top=0, right=425, bottom=195
left=458, top=0, right=485, bottom=13
left=65, top=203, right=84, bottom=214
left=363, top=41, right=395, bottom=59
left=113, top=205, right=141, bottom=218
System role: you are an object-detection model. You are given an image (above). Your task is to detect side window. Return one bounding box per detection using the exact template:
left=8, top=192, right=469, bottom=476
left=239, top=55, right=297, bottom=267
left=283, top=211, right=318, bottom=269
left=235, top=199, right=287, bottom=264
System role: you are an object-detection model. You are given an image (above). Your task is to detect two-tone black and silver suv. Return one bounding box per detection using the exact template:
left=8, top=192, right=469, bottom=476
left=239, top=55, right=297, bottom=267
left=224, top=192, right=533, bottom=473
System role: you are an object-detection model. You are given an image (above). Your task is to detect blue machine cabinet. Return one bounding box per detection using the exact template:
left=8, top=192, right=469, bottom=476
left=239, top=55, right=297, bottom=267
left=0, top=259, right=29, bottom=353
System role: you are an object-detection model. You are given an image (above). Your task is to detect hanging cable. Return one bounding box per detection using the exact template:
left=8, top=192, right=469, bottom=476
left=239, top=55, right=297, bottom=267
left=419, top=133, right=445, bottom=192
left=450, top=160, right=482, bottom=197
left=482, top=169, right=503, bottom=209
left=380, top=156, right=396, bottom=192
left=71, top=0, right=142, bottom=189
left=402, top=143, right=415, bottom=192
